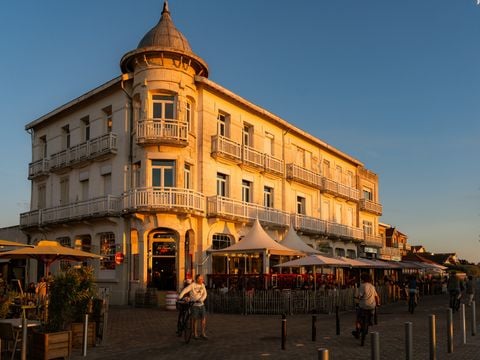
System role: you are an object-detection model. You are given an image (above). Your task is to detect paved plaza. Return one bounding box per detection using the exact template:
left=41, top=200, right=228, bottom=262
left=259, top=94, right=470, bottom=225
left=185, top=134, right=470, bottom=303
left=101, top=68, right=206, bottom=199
left=71, top=294, right=480, bottom=359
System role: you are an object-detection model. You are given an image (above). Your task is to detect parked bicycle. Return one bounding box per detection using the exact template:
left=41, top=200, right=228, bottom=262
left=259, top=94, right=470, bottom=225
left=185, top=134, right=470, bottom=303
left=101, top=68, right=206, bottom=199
left=176, top=300, right=194, bottom=343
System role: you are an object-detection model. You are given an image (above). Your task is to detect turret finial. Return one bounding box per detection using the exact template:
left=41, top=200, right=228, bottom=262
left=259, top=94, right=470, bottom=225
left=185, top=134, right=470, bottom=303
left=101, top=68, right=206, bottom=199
left=162, top=1, right=170, bottom=15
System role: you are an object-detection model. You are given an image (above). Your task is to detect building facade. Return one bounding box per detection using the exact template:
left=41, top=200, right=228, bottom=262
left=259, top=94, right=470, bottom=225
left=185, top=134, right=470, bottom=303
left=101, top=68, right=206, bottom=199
left=20, top=3, right=383, bottom=305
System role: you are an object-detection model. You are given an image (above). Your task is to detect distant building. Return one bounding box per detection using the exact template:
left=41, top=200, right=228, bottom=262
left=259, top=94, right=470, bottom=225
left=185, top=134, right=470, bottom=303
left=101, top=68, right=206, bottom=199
left=411, top=245, right=426, bottom=253
left=19, top=2, right=383, bottom=304
left=378, top=223, right=409, bottom=261
left=419, top=253, right=458, bottom=266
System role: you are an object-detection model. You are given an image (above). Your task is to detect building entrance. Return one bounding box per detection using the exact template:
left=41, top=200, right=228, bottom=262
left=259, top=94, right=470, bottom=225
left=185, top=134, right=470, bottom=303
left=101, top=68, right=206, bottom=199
left=150, top=233, right=177, bottom=291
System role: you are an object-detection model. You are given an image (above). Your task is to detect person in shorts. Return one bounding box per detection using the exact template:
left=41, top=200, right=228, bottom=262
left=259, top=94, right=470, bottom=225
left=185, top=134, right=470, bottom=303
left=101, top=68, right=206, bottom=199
left=352, top=273, right=379, bottom=338
left=179, top=274, right=208, bottom=339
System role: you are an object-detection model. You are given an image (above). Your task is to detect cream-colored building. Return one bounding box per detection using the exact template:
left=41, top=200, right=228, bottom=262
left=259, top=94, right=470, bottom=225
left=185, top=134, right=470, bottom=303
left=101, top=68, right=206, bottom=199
left=20, top=3, right=383, bottom=305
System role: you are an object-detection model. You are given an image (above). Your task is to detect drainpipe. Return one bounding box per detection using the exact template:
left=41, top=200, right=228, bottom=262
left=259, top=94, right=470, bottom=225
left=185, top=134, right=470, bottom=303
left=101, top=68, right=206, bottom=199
left=121, top=73, right=134, bottom=304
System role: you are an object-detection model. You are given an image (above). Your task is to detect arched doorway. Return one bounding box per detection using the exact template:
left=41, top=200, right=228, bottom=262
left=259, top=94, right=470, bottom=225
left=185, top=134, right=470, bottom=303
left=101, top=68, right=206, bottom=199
left=149, top=229, right=178, bottom=291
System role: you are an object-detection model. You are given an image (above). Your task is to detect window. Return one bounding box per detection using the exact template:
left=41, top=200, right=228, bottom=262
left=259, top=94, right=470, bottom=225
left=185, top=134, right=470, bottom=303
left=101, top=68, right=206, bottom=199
left=346, top=207, right=354, bottom=227
left=103, top=173, right=112, bottom=195
left=264, top=186, right=273, bottom=208
left=81, top=116, right=90, bottom=141
left=335, top=165, right=342, bottom=182
left=62, top=125, right=70, bottom=149
left=103, top=105, right=113, bottom=133
left=212, top=234, right=232, bottom=250
left=38, top=183, right=46, bottom=209
left=216, top=173, right=228, bottom=197
left=152, top=95, right=175, bottom=119
left=363, top=187, right=373, bottom=201
left=184, top=101, right=192, bottom=131
left=296, top=147, right=305, bottom=167
left=242, top=180, right=252, bottom=203
left=100, top=232, right=116, bottom=271
left=243, top=124, right=253, bottom=147
left=152, top=160, right=175, bottom=188
left=335, top=204, right=342, bottom=223
left=57, top=237, right=71, bottom=271
left=40, top=136, right=47, bottom=159
left=321, top=200, right=330, bottom=221
left=346, top=170, right=354, bottom=187
left=347, top=249, right=356, bottom=259
left=133, top=162, right=141, bottom=188
left=322, top=160, right=330, bottom=178
left=296, top=196, right=306, bottom=215
left=363, top=220, right=373, bottom=235
left=81, top=179, right=89, bottom=201
left=335, top=248, right=345, bottom=257
left=264, top=132, right=274, bottom=155
left=60, top=177, right=69, bottom=205
left=217, top=112, right=228, bottom=137
left=184, top=164, right=191, bottom=189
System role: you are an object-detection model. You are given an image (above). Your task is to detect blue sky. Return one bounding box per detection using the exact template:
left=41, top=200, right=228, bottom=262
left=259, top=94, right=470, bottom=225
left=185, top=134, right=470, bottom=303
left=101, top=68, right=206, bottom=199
left=1, top=0, right=479, bottom=261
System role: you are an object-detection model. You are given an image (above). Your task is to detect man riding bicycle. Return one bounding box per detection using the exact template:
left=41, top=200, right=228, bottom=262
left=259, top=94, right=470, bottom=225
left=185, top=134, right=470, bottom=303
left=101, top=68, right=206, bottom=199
left=178, top=274, right=208, bottom=340
left=352, top=273, right=379, bottom=339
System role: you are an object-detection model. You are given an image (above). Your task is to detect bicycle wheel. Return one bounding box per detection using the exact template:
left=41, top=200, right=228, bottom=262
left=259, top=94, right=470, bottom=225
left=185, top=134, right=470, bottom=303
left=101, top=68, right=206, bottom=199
left=184, top=313, right=192, bottom=343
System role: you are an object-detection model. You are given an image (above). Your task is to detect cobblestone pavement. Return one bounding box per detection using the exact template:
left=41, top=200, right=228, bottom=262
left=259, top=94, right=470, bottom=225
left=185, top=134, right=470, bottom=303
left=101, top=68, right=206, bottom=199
left=71, top=294, right=480, bottom=359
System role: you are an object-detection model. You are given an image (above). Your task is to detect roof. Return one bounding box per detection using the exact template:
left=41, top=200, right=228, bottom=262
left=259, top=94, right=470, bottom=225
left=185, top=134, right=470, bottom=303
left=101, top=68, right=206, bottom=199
left=280, top=227, right=321, bottom=254
left=209, top=219, right=301, bottom=256
left=120, top=1, right=208, bottom=75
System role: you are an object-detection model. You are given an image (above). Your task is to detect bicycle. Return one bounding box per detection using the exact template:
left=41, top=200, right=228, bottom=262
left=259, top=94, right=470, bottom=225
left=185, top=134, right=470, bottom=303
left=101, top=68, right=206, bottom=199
left=352, top=307, right=374, bottom=346
left=176, top=300, right=194, bottom=343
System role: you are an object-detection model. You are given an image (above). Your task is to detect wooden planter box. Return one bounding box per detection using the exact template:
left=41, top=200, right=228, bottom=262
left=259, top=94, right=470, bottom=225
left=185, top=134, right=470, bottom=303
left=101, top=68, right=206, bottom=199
left=29, top=330, right=72, bottom=360
left=70, top=321, right=96, bottom=348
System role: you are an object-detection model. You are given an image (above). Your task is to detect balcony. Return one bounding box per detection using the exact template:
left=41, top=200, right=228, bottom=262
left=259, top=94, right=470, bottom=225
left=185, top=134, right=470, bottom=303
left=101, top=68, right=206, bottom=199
left=326, top=221, right=364, bottom=241
left=293, top=214, right=327, bottom=235
left=321, top=177, right=360, bottom=202
left=286, top=164, right=322, bottom=188
left=207, top=196, right=290, bottom=228
left=28, top=158, right=49, bottom=179
left=242, top=145, right=264, bottom=170
left=211, top=135, right=242, bottom=163
left=123, top=187, right=205, bottom=214
left=50, top=133, right=117, bottom=171
left=359, top=198, right=383, bottom=215
left=264, top=154, right=284, bottom=176
left=379, top=246, right=402, bottom=258
left=137, top=119, right=188, bottom=146
left=19, top=195, right=122, bottom=228
left=363, top=233, right=383, bottom=247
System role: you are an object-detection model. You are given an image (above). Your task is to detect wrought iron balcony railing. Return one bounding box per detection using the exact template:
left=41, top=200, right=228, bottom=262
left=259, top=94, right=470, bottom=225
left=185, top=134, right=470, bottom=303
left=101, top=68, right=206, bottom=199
left=207, top=195, right=290, bottom=227
left=137, top=119, right=188, bottom=145
left=123, top=187, right=205, bottom=214
left=49, top=133, right=117, bottom=171
left=359, top=198, right=383, bottom=215
left=19, top=195, right=122, bottom=228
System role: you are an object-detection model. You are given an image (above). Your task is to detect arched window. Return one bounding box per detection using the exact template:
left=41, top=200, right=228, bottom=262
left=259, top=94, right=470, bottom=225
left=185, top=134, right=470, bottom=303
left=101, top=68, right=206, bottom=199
left=212, top=234, right=232, bottom=250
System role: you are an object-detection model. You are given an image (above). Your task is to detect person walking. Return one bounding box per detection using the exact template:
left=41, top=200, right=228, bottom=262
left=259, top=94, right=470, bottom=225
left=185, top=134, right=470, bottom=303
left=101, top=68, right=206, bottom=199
left=466, top=275, right=476, bottom=306
left=352, top=273, right=379, bottom=339
left=447, top=271, right=461, bottom=312
left=179, top=274, right=208, bottom=340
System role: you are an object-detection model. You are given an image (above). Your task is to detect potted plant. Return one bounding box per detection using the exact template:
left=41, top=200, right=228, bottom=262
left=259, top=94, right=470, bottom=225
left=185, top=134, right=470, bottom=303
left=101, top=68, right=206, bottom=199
left=30, top=266, right=97, bottom=359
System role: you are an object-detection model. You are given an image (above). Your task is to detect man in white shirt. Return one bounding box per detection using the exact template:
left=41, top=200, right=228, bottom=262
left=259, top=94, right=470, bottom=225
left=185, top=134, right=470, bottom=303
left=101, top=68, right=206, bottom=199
left=352, top=272, right=379, bottom=338
left=179, top=274, right=208, bottom=339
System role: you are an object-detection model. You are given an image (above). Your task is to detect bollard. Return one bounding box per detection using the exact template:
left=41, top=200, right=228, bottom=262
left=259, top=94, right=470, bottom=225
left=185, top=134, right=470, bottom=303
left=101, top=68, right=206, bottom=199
left=371, top=331, right=380, bottom=360
left=318, top=348, right=329, bottom=360
left=281, top=313, right=287, bottom=350
left=82, top=313, right=89, bottom=357
left=335, top=306, right=340, bottom=335
left=312, top=313, right=317, bottom=341
left=429, top=314, right=436, bottom=360
left=21, top=316, right=27, bottom=360
left=405, top=322, right=413, bottom=360
left=447, top=308, right=453, bottom=353
left=461, top=304, right=466, bottom=345
left=472, top=301, right=476, bottom=336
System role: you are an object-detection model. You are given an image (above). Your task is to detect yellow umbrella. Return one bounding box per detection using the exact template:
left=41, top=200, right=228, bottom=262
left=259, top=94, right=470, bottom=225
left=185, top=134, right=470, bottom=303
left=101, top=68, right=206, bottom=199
left=0, top=239, right=33, bottom=248
left=0, top=240, right=102, bottom=274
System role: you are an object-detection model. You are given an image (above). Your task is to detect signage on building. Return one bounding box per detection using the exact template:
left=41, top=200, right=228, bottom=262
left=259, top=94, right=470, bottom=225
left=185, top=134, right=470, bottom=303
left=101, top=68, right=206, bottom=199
left=364, top=247, right=378, bottom=254
left=115, top=252, right=125, bottom=265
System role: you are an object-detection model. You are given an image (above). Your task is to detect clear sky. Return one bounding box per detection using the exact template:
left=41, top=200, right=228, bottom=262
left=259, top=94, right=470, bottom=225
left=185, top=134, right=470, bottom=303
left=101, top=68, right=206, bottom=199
left=1, top=0, right=479, bottom=262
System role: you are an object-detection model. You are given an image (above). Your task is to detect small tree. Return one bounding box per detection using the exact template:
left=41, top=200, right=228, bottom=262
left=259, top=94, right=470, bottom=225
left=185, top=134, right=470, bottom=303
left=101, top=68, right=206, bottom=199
left=47, top=266, right=96, bottom=332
